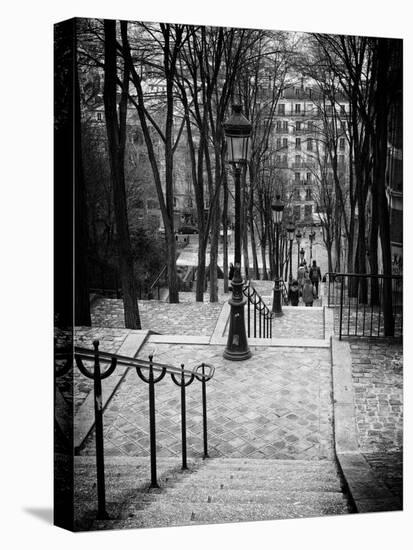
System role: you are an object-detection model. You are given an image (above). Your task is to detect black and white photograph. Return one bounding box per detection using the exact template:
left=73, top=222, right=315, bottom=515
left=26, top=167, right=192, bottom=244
left=3, top=1, right=410, bottom=547
left=53, top=14, right=404, bottom=532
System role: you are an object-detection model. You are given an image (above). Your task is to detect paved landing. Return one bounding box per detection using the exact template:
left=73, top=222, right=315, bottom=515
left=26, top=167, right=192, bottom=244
left=78, top=344, right=334, bottom=461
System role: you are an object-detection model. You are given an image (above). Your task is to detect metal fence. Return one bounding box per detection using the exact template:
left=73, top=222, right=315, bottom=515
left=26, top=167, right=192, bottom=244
left=55, top=341, right=214, bottom=520
left=243, top=281, right=273, bottom=338
left=325, top=272, right=402, bottom=339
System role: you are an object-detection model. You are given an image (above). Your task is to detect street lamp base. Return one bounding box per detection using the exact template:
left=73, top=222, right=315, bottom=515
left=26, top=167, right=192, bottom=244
left=223, top=347, right=252, bottom=361
left=223, top=288, right=251, bottom=362
left=272, top=279, right=284, bottom=317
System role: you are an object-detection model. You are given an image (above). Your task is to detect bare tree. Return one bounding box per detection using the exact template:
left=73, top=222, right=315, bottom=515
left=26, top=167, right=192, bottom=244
left=103, top=20, right=141, bottom=328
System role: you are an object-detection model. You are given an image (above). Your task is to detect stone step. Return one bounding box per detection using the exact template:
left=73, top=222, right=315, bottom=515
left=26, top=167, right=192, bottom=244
left=93, top=493, right=349, bottom=530
left=74, top=455, right=349, bottom=531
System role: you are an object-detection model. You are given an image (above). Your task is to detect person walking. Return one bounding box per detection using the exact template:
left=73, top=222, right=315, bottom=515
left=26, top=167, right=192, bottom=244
left=302, top=274, right=316, bottom=306
left=297, top=262, right=307, bottom=290
left=309, top=260, right=322, bottom=299
left=288, top=279, right=300, bottom=306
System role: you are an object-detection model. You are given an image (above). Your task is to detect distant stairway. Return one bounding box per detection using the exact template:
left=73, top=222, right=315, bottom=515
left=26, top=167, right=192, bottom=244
left=74, top=455, right=352, bottom=531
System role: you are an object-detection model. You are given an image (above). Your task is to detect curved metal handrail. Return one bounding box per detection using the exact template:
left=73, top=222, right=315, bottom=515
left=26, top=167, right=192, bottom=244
left=55, top=346, right=215, bottom=382
left=243, top=280, right=273, bottom=338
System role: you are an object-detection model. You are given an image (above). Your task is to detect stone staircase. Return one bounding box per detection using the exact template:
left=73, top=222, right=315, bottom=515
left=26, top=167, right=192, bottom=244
left=74, top=455, right=351, bottom=531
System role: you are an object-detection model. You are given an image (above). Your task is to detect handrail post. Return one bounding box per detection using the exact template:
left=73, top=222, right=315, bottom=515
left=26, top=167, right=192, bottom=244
left=247, top=286, right=251, bottom=338
left=180, top=363, right=188, bottom=470
left=93, top=340, right=109, bottom=520
left=148, top=355, right=159, bottom=488
left=201, top=363, right=209, bottom=459
left=339, top=276, right=344, bottom=340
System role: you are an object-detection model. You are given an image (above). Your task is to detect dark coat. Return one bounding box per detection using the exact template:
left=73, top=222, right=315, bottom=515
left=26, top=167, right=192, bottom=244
left=288, top=283, right=300, bottom=306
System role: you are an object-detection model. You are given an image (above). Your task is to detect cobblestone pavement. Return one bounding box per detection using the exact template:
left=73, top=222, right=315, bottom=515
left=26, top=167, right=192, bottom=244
left=56, top=327, right=131, bottom=414
left=79, top=344, right=335, bottom=461
left=92, top=299, right=223, bottom=335
left=362, top=451, right=403, bottom=504
left=349, top=340, right=403, bottom=452
left=349, top=339, right=403, bottom=503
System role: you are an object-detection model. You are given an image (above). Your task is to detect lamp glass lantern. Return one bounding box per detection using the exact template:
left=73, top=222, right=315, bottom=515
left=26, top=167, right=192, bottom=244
left=287, top=221, right=296, bottom=241
left=296, top=229, right=302, bottom=244
left=223, top=105, right=252, bottom=164
left=271, top=195, right=284, bottom=225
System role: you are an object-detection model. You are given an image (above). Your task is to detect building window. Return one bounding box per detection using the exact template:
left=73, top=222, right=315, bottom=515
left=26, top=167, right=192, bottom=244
left=282, top=155, right=288, bottom=166
left=282, top=138, right=288, bottom=149
left=295, top=172, right=300, bottom=181
left=295, top=188, right=301, bottom=200
left=307, top=138, right=313, bottom=151
left=295, top=155, right=301, bottom=165
left=295, top=103, right=301, bottom=114
left=276, top=138, right=282, bottom=149
left=305, top=188, right=312, bottom=200
left=283, top=121, right=288, bottom=131
left=339, top=138, right=345, bottom=150
left=278, top=104, right=285, bottom=115
left=306, top=172, right=311, bottom=182
left=340, top=104, right=346, bottom=114
left=296, top=121, right=302, bottom=131
left=294, top=205, right=301, bottom=220
left=308, top=121, right=315, bottom=133
left=305, top=204, right=313, bottom=218
left=97, top=112, right=102, bottom=121
left=276, top=120, right=282, bottom=131
left=295, top=138, right=301, bottom=149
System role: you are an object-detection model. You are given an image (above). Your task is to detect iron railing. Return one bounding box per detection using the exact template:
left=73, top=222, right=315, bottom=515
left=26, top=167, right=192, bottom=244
left=55, top=340, right=214, bottom=520
left=243, top=281, right=273, bottom=338
left=148, top=265, right=167, bottom=300
left=280, top=280, right=289, bottom=305
left=325, top=272, right=402, bottom=339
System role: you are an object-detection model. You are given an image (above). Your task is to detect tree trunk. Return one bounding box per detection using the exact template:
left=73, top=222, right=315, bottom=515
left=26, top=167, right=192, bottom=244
left=104, top=20, right=140, bottom=329
left=74, top=57, right=91, bottom=326
left=374, top=39, right=394, bottom=336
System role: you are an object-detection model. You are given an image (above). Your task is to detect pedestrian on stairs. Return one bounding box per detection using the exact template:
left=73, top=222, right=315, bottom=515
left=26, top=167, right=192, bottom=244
left=309, top=260, right=322, bottom=299
left=288, top=279, right=300, bottom=306
left=302, top=274, right=316, bottom=306
left=297, top=262, right=307, bottom=289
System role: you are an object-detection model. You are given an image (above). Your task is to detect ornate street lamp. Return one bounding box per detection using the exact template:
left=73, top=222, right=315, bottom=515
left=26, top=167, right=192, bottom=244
left=271, top=195, right=284, bottom=317
left=296, top=229, right=302, bottom=271
left=309, top=229, right=316, bottom=262
left=223, top=105, right=252, bottom=361
left=286, top=221, right=295, bottom=283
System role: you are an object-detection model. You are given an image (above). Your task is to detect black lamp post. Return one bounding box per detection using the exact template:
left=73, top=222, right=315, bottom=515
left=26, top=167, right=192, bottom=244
left=223, top=105, right=252, bottom=361
left=286, top=221, right=295, bottom=283
left=309, top=229, right=316, bottom=262
left=271, top=195, right=284, bottom=316
left=296, top=229, right=302, bottom=271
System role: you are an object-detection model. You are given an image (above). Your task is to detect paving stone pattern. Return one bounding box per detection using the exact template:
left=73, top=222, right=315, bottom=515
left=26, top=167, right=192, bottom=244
left=79, top=344, right=335, bottom=461
left=349, top=340, right=403, bottom=505
left=92, top=298, right=223, bottom=335
left=350, top=340, right=403, bottom=452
